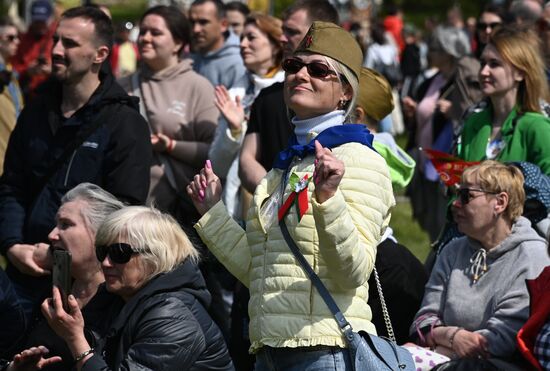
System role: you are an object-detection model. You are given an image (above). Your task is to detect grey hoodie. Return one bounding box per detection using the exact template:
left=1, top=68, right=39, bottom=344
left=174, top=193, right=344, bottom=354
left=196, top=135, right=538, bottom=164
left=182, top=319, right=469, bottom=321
left=412, top=217, right=550, bottom=357
left=192, top=31, right=246, bottom=89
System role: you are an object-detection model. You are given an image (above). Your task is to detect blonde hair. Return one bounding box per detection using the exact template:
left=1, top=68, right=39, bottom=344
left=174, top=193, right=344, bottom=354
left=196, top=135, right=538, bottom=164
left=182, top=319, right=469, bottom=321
left=324, top=56, right=359, bottom=121
left=489, top=26, right=550, bottom=113
left=462, top=160, right=525, bottom=221
left=95, top=206, right=199, bottom=279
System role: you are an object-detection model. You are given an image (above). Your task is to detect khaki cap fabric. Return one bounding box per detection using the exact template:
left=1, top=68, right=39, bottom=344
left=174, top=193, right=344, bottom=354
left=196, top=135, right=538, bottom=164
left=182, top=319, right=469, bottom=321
left=357, top=67, right=394, bottom=121
left=294, top=21, right=363, bottom=79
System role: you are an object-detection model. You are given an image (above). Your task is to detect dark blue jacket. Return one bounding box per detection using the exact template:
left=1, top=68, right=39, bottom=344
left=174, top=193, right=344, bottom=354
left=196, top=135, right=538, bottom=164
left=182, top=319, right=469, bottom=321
left=0, top=71, right=151, bottom=308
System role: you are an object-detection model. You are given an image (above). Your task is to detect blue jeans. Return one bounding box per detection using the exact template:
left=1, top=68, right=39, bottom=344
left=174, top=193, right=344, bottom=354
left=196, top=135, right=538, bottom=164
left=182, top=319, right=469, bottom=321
left=255, top=346, right=353, bottom=371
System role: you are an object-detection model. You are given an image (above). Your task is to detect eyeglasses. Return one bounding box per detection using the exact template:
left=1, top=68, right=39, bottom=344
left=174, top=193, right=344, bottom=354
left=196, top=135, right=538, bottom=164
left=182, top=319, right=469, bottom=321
left=476, top=22, right=501, bottom=31
left=456, top=187, right=498, bottom=205
left=2, top=34, right=18, bottom=42
left=282, top=58, right=336, bottom=78
left=96, top=243, right=139, bottom=264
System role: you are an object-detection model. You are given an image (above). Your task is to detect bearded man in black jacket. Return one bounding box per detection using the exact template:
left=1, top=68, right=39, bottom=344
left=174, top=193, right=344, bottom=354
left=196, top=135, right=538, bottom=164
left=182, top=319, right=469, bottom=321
left=0, top=6, right=151, bottom=329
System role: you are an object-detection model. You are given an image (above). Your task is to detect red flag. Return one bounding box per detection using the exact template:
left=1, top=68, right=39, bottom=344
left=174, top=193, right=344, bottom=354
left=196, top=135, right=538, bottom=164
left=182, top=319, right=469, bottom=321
left=422, top=148, right=479, bottom=186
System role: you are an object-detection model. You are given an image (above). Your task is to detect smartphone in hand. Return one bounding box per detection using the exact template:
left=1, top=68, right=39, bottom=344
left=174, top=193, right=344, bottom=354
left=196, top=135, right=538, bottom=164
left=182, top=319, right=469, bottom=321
left=52, top=249, right=72, bottom=312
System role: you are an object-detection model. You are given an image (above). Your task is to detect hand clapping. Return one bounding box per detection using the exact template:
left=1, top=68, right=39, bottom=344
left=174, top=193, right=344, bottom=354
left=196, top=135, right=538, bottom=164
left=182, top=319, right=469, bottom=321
left=214, top=85, right=244, bottom=133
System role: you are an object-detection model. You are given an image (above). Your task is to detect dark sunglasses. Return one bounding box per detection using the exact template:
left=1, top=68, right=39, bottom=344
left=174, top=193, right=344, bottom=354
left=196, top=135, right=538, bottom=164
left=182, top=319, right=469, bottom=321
left=96, top=243, right=139, bottom=264
left=476, top=22, right=501, bottom=30
left=282, top=58, right=336, bottom=78
left=2, top=34, right=18, bottom=42
left=456, top=187, right=498, bottom=205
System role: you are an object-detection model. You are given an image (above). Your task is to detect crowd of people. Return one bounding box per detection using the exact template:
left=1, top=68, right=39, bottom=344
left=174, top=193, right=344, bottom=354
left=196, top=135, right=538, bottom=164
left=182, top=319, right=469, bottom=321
left=0, top=0, right=548, bottom=370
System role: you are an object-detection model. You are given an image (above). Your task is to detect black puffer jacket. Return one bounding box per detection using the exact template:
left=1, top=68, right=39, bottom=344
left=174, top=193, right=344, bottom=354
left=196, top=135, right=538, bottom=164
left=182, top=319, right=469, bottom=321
left=83, top=259, right=234, bottom=371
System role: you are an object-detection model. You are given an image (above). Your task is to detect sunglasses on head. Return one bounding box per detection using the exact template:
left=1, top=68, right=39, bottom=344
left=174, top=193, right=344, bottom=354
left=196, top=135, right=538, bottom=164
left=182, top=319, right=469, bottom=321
left=96, top=243, right=138, bottom=264
left=477, top=22, right=501, bottom=30
left=282, top=58, right=337, bottom=78
left=456, top=187, right=498, bottom=205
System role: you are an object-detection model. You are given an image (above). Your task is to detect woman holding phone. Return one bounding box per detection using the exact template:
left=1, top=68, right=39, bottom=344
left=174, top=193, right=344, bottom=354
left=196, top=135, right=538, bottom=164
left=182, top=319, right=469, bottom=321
left=2, top=183, right=125, bottom=370
left=40, top=206, right=234, bottom=370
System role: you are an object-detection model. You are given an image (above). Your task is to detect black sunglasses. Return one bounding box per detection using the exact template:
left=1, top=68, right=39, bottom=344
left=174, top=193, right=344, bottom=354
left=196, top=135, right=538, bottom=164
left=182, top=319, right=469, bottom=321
left=96, top=243, right=138, bottom=264
left=456, top=187, right=498, bottom=205
left=282, top=58, right=336, bottom=78
left=477, top=22, right=501, bottom=30
left=3, top=34, right=18, bottom=42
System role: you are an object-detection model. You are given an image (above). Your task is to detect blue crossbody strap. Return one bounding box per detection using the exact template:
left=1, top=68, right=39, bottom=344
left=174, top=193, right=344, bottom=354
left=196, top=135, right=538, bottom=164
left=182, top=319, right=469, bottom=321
left=278, top=218, right=352, bottom=332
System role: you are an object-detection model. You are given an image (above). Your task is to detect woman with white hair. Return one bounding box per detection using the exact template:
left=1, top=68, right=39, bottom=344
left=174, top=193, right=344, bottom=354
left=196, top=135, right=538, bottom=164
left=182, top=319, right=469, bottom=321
left=188, top=21, right=394, bottom=370
left=3, top=183, right=125, bottom=370
left=40, top=206, right=234, bottom=370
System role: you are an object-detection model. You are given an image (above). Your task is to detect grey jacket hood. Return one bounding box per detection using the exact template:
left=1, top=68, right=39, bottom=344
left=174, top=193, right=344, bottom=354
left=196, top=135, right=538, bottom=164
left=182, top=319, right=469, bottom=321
left=191, top=30, right=246, bottom=88
left=467, top=216, right=546, bottom=260
left=200, top=30, right=240, bottom=60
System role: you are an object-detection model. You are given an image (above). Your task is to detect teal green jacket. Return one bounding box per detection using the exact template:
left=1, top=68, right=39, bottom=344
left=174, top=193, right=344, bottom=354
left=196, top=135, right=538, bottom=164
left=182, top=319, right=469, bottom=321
left=458, top=106, right=550, bottom=175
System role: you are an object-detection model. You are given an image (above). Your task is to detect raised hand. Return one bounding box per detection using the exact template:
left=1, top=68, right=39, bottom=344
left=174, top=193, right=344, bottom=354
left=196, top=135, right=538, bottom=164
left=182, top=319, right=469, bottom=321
left=214, top=85, right=245, bottom=133
left=8, top=346, right=62, bottom=371
left=313, top=140, right=345, bottom=203
left=186, top=160, right=223, bottom=216
left=41, top=286, right=85, bottom=343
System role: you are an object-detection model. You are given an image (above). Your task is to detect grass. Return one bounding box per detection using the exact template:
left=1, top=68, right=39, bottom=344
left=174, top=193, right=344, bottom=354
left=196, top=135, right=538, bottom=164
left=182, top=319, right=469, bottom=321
left=390, top=196, right=431, bottom=263
left=389, top=134, right=431, bottom=263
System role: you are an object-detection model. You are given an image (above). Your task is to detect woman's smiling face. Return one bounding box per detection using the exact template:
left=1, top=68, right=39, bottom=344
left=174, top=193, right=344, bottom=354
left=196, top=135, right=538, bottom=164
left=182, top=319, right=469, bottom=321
left=283, top=53, right=351, bottom=119
left=479, top=44, right=523, bottom=99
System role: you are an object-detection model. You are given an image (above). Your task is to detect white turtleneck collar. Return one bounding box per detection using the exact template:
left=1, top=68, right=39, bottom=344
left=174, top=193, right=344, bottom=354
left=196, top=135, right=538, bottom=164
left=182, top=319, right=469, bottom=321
left=292, top=110, right=345, bottom=145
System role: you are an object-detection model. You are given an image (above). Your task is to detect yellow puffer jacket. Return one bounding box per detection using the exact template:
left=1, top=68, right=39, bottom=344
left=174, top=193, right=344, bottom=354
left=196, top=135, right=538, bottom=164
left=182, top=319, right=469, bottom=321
left=195, top=141, right=395, bottom=353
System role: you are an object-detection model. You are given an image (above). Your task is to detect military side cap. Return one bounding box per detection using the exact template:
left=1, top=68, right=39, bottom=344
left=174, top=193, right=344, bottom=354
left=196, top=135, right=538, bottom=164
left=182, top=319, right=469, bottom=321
left=294, top=21, right=363, bottom=79
left=358, top=67, right=394, bottom=121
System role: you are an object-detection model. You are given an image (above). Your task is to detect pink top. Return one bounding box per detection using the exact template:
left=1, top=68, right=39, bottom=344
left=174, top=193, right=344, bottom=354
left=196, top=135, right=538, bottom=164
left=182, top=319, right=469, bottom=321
left=415, top=74, right=447, bottom=150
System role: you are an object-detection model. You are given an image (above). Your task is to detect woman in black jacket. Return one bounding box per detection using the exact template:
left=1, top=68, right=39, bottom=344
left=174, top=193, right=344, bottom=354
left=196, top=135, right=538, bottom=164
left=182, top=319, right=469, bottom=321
left=40, top=206, right=234, bottom=371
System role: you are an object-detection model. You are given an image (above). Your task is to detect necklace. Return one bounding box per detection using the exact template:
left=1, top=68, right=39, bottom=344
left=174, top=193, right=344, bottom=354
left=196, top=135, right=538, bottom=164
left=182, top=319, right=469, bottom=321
left=486, top=124, right=505, bottom=160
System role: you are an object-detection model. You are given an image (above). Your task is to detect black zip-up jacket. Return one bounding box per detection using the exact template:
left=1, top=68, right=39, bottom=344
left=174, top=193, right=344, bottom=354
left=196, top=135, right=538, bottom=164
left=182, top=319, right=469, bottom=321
left=83, top=260, right=235, bottom=371
left=0, top=71, right=151, bottom=299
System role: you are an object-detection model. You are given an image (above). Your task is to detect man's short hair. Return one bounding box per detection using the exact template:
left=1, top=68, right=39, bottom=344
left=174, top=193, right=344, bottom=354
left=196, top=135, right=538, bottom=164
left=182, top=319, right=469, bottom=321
left=190, top=0, right=226, bottom=19
left=61, top=6, right=113, bottom=49
left=225, top=1, right=250, bottom=16
left=509, top=0, right=543, bottom=24
left=282, top=0, right=339, bottom=25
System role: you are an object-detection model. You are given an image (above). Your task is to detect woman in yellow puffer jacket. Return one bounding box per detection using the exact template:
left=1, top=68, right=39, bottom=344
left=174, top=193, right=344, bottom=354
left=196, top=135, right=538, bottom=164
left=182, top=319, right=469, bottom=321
left=187, top=21, right=395, bottom=370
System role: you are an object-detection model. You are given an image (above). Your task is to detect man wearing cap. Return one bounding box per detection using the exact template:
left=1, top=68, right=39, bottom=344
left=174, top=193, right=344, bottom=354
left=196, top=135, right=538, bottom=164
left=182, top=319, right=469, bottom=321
left=11, top=0, right=56, bottom=99
left=0, top=6, right=151, bottom=326
left=239, top=0, right=339, bottom=194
